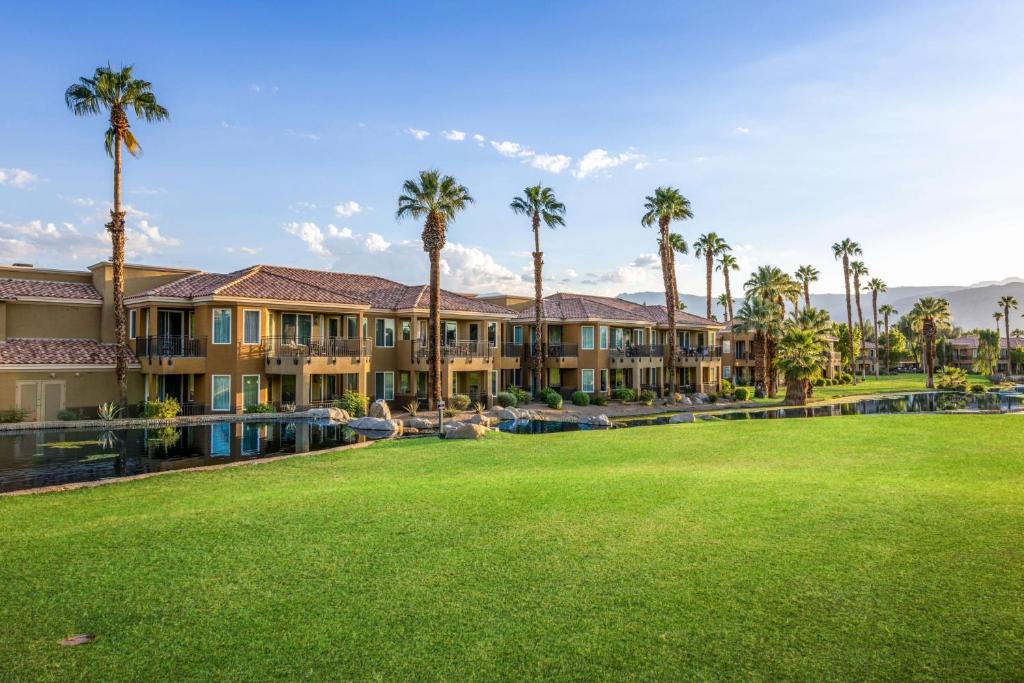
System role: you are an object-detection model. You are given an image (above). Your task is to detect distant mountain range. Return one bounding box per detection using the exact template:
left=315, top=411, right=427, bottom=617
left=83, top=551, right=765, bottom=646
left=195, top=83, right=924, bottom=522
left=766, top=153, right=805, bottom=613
left=620, top=279, right=1024, bottom=331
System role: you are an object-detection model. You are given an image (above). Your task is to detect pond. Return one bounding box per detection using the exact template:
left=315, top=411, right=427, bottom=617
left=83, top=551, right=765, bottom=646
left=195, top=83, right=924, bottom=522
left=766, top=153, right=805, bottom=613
left=0, top=420, right=365, bottom=494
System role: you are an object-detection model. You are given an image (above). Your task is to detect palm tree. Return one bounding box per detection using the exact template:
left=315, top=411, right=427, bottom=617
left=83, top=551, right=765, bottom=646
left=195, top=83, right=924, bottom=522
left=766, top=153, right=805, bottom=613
left=661, top=232, right=689, bottom=329
left=832, top=239, right=862, bottom=382
left=998, top=296, right=1018, bottom=374
left=776, top=328, right=824, bottom=406
left=511, top=185, right=566, bottom=394
left=397, top=170, right=474, bottom=409
left=866, top=277, right=887, bottom=378
left=794, top=265, right=820, bottom=309
left=65, top=65, right=169, bottom=409
left=850, top=261, right=869, bottom=380
left=733, top=296, right=783, bottom=398
left=716, top=293, right=731, bottom=321
left=694, top=233, right=730, bottom=320
left=909, top=297, right=951, bottom=388
left=716, top=253, right=739, bottom=321
left=642, top=188, right=693, bottom=399
left=879, top=304, right=897, bottom=374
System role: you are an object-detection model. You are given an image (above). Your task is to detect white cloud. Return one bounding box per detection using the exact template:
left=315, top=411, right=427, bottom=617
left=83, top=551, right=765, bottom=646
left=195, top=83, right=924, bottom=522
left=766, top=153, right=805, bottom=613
left=733, top=126, right=751, bottom=134
left=128, top=220, right=181, bottom=254
left=227, top=246, right=261, bottom=255
left=404, top=128, right=430, bottom=141
left=71, top=197, right=95, bottom=207
left=442, top=130, right=466, bottom=141
left=633, top=161, right=650, bottom=171
left=0, top=168, right=38, bottom=189
left=572, top=148, right=644, bottom=179
left=0, top=216, right=181, bottom=263
left=283, top=221, right=332, bottom=258
left=490, top=140, right=532, bottom=157
left=327, top=224, right=354, bottom=239
left=363, top=232, right=390, bottom=252
left=472, top=133, right=485, bottom=146
left=334, top=201, right=363, bottom=218
left=289, top=201, right=317, bottom=212
left=529, top=154, right=572, bottom=174
left=631, top=253, right=661, bottom=268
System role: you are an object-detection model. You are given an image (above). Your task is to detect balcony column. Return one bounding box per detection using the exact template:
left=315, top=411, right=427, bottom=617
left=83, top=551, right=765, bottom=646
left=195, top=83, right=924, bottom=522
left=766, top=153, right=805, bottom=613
left=296, top=371, right=309, bottom=409
left=410, top=314, right=419, bottom=363
left=146, top=305, right=157, bottom=339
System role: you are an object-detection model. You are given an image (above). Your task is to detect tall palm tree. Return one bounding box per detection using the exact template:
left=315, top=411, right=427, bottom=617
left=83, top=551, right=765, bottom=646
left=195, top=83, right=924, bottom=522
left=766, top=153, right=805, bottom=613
left=65, top=65, right=169, bottom=409
left=511, top=185, right=566, bottom=394
left=994, top=311, right=1004, bottom=340
left=776, top=328, right=824, bottom=406
left=694, top=233, right=730, bottom=320
left=733, top=296, right=783, bottom=398
left=741, top=266, right=793, bottom=397
left=794, top=265, right=820, bottom=309
left=866, top=277, right=887, bottom=378
left=909, top=297, right=951, bottom=389
left=642, top=188, right=693, bottom=398
left=832, top=239, right=862, bottom=382
left=850, top=261, right=869, bottom=380
left=998, top=295, right=1019, bottom=375
left=879, top=304, right=896, bottom=374
left=397, top=170, right=474, bottom=409
left=716, top=293, right=731, bottom=321
left=716, top=253, right=739, bottom=321
left=661, top=232, right=689, bottom=329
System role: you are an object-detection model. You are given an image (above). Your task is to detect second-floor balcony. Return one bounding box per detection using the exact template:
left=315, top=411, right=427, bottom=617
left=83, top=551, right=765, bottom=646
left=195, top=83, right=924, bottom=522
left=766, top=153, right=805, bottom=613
left=676, top=346, right=722, bottom=361
left=525, top=342, right=579, bottom=358
left=135, top=335, right=207, bottom=358
left=502, top=342, right=524, bottom=358
left=262, top=336, right=367, bottom=358
left=610, top=344, right=664, bottom=359
left=415, top=340, right=492, bottom=360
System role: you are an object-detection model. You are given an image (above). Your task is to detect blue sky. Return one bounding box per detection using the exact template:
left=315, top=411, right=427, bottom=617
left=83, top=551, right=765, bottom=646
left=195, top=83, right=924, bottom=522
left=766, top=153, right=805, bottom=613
left=1, top=1, right=1022, bottom=296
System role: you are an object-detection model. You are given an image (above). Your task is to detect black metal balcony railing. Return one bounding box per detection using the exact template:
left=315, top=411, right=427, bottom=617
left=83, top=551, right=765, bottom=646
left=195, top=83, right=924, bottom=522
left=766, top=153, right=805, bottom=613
left=135, top=335, right=207, bottom=358
left=610, top=344, right=665, bottom=358
left=676, top=346, right=723, bottom=360
left=262, top=336, right=366, bottom=358
left=415, top=340, right=491, bottom=359
left=731, top=351, right=754, bottom=361
left=526, top=342, right=579, bottom=358
left=502, top=342, right=524, bottom=358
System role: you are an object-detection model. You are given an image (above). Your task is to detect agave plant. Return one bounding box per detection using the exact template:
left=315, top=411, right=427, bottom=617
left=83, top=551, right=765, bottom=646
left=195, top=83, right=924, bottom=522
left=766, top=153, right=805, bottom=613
left=472, top=401, right=486, bottom=415
left=97, top=401, right=121, bottom=421
left=404, top=399, right=420, bottom=417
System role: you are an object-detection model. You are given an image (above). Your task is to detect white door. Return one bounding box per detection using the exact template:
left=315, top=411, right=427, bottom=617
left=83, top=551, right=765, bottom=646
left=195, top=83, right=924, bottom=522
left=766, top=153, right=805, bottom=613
left=16, top=381, right=65, bottom=421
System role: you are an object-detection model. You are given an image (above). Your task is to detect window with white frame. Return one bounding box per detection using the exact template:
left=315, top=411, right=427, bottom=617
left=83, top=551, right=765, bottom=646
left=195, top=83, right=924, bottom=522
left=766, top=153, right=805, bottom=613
left=128, top=309, right=137, bottom=339
left=243, top=310, right=261, bottom=344
left=723, top=366, right=732, bottom=379
left=600, top=368, right=609, bottom=392
left=633, top=328, right=644, bottom=344
left=374, top=371, right=395, bottom=400
left=581, top=326, right=595, bottom=350
left=212, top=309, right=232, bottom=344
left=513, top=325, right=523, bottom=345
left=212, top=375, right=231, bottom=411
left=582, top=369, right=595, bottom=393
left=375, top=318, right=396, bottom=347
left=722, top=339, right=731, bottom=354
left=599, top=326, right=608, bottom=349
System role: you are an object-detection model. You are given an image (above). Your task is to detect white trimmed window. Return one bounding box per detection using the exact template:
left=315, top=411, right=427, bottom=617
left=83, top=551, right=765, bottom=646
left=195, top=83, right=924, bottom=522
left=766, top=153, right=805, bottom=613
left=242, top=374, right=260, bottom=409
left=599, top=326, right=608, bottom=349
left=723, top=366, right=732, bottom=379
left=722, top=339, right=731, bottom=354
left=513, top=325, right=523, bottom=345
left=582, top=369, right=595, bottom=393
left=212, top=375, right=231, bottom=411
left=128, top=309, right=137, bottom=339
left=243, top=310, right=261, bottom=344
left=581, top=326, right=595, bottom=350
left=212, top=309, right=232, bottom=345
left=374, top=371, right=395, bottom=400
left=375, top=318, right=396, bottom=347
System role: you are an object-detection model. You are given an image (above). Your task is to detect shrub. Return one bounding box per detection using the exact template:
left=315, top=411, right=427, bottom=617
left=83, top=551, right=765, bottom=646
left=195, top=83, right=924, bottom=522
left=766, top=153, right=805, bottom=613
left=140, top=397, right=180, bottom=419
left=496, top=392, right=517, bottom=408
left=839, top=372, right=853, bottom=384
left=734, top=386, right=752, bottom=401
left=443, top=406, right=458, bottom=418
left=336, top=392, right=369, bottom=418
left=97, top=401, right=121, bottom=421
left=969, top=383, right=987, bottom=394
left=546, top=392, right=563, bottom=409
left=472, top=401, right=486, bottom=415
left=57, top=409, right=81, bottom=421
left=508, top=386, right=531, bottom=404
left=449, top=394, right=471, bottom=411
left=592, top=393, right=609, bottom=406
left=639, top=389, right=655, bottom=406
left=538, top=387, right=559, bottom=403
left=244, top=403, right=274, bottom=414
left=403, top=399, right=420, bottom=416
left=936, top=367, right=968, bottom=391
left=571, top=391, right=590, bottom=406
left=0, top=408, right=27, bottom=423
left=720, top=379, right=733, bottom=395
left=813, top=377, right=826, bottom=387
left=707, top=393, right=719, bottom=404
left=612, top=387, right=635, bottom=402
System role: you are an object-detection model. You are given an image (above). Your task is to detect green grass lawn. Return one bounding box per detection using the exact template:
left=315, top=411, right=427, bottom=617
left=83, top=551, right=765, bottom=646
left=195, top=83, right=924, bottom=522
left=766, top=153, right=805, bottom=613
left=744, top=373, right=993, bottom=405
left=2, top=416, right=1022, bottom=681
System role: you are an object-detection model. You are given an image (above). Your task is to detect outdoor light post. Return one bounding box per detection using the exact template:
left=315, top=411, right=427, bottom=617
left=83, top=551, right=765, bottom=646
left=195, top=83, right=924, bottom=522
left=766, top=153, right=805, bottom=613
left=437, top=400, right=445, bottom=437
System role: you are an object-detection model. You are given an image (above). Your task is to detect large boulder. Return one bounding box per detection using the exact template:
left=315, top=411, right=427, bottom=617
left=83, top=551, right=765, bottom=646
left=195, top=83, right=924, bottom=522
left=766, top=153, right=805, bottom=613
left=403, top=417, right=434, bottom=430
left=444, top=423, right=488, bottom=440
left=369, top=399, right=392, bottom=419
left=469, top=414, right=495, bottom=427
left=668, top=413, right=695, bottom=424
left=496, top=408, right=521, bottom=421
left=676, top=395, right=693, bottom=406
left=348, top=416, right=403, bottom=437
left=692, top=393, right=710, bottom=403
left=307, top=407, right=349, bottom=421
left=578, top=414, right=611, bottom=427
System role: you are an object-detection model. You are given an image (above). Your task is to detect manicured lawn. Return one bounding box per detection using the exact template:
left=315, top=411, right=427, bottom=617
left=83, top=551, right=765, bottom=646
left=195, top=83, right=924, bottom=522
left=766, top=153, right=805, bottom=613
left=809, top=372, right=992, bottom=401
left=2, top=416, right=1022, bottom=681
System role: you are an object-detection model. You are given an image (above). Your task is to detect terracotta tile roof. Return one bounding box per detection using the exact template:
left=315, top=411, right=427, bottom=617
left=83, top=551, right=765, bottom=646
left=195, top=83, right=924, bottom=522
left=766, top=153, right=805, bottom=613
left=0, top=338, right=131, bottom=366
left=0, top=278, right=101, bottom=302
left=126, top=264, right=515, bottom=316
left=514, top=293, right=722, bottom=328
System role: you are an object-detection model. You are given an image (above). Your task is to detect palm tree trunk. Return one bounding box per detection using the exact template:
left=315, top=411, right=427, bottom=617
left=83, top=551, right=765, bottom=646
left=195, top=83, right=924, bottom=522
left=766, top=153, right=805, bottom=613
left=767, top=335, right=778, bottom=397
left=705, top=253, right=713, bottom=319
left=423, top=211, right=446, bottom=410
left=872, top=293, right=880, bottom=378
left=1005, top=307, right=1012, bottom=375
left=883, top=316, right=890, bottom=375
left=532, top=213, right=545, bottom=394
left=783, top=378, right=808, bottom=406
left=109, top=128, right=128, bottom=411
left=724, top=269, right=733, bottom=321
left=661, top=217, right=677, bottom=399
left=803, top=282, right=810, bottom=309
left=924, top=319, right=936, bottom=388
left=854, top=275, right=866, bottom=381
left=843, top=259, right=855, bottom=383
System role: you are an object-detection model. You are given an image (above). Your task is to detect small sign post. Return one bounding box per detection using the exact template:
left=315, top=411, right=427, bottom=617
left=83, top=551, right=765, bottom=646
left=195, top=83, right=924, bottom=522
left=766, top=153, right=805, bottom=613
left=437, top=400, right=445, bottom=437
